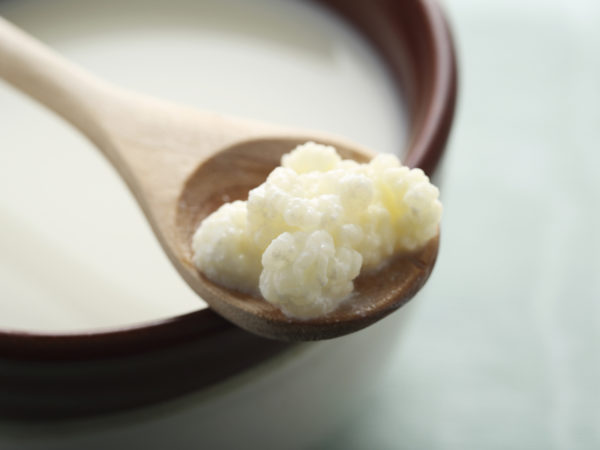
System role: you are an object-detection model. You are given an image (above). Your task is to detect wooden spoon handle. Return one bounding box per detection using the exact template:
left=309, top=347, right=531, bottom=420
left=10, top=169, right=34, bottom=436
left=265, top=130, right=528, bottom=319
left=0, top=16, right=119, bottom=147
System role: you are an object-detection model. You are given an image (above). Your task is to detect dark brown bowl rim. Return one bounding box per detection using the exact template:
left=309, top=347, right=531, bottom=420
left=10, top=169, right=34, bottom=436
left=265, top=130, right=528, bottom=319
left=0, top=0, right=457, bottom=363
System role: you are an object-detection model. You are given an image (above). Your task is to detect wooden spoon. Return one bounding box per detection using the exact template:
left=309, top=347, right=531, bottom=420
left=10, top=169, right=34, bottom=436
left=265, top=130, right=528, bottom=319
left=0, top=17, right=439, bottom=341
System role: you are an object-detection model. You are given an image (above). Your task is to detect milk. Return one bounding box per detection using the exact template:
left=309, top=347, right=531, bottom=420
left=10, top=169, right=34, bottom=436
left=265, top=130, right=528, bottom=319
left=0, top=0, right=406, bottom=332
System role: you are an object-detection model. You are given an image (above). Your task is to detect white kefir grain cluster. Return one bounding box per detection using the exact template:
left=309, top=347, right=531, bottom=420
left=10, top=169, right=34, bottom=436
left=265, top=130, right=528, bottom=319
left=192, top=142, right=441, bottom=319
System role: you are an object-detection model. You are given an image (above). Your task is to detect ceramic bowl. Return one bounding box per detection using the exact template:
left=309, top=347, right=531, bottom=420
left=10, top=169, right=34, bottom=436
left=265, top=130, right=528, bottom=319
left=0, top=0, right=456, bottom=446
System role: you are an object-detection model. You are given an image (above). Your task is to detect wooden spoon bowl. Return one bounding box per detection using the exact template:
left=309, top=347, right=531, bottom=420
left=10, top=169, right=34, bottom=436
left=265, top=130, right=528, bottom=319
left=175, top=137, right=438, bottom=340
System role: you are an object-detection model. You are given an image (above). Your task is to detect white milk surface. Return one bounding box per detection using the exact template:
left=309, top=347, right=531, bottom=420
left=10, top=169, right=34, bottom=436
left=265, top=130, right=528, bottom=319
left=0, top=0, right=406, bottom=332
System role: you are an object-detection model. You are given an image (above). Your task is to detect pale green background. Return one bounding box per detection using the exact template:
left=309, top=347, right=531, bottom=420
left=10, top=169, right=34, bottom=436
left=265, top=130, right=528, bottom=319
left=319, top=0, right=600, bottom=448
